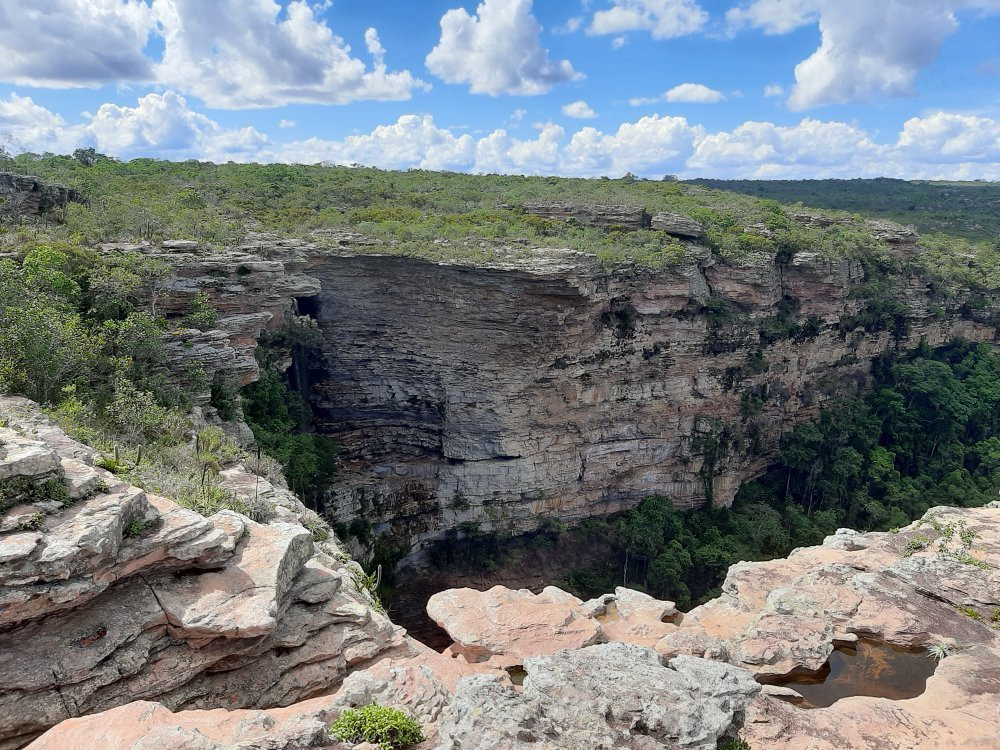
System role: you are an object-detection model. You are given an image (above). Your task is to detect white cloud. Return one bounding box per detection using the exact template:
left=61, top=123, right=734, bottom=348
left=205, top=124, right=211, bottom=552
left=87, top=92, right=270, bottom=161
left=726, top=0, right=819, bottom=35
left=278, top=119, right=296, bottom=128
left=0, top=93, right=84, bottom=154
left=275, top=114, right=476, bottom=171
left=554, top=16, right=585, bottom=34
left=562, top=100, right=598, bottom=119
left=664, top=83, right=725, bottom=103
left=897, top=112, right=1000, bottom=163
left=426, top=0, right=581, bottom=96
left=154, top=0, right=426, bottom=108
left=728, top=0, right=1000, bottom=110
left=0, top=0, right=156, bottom=88
left=0, top=90, right=267, bottom=161
left=788, top=1, right=958, bottom=110
left=588, top=0, right=708, bottom=39
left=0, top=0, right=426, bottom=109
left=763, top=84, right=785, bottom=97
left=6, top=93, right=1000, bottom=181
left=629, top=83, right=724, bottom=105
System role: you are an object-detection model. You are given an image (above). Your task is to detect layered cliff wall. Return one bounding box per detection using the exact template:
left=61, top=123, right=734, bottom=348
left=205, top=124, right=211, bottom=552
left=300, top=244, right=996, bottom=555
left=133, top=228, right=997, bottom=558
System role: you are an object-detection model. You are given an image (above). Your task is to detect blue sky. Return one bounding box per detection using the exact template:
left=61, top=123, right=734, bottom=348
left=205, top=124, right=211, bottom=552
left=1, top=0, right=999, bottom=178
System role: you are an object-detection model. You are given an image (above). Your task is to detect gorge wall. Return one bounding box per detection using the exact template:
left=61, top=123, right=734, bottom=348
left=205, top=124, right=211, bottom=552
left=138, top=227, right=997, bottom=560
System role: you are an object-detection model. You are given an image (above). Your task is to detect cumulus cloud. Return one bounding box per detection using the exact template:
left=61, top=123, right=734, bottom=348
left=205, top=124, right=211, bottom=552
left=6, top=93, right=1000, bottom=180
left=154, top=0, right=426, bottom=108
left=897, top=112, right=1000, bottom=164
left=0, top=93, right=84, bottom=154
left=278, top=119, right=296, bottom=129
left=629, top=83, right=724, bottom=106
left=0, top=0, right=156, bottom=87
left=0, top=90, right=267, bottom=162
left=664, top=83, right=725, bottom=103
left=426, top=0, right=581, bottom=96
left=588, top=0, right=708, bottom=39
left=728, top=0, right=1000, bottom=110
left=763, top=84, right=785, bottom=97
left=562, top=100, right=598, bottom=119
left=274, top=114, right=476, bottom=171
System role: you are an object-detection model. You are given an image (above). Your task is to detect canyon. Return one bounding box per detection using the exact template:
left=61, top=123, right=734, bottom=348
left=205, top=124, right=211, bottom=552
left=5, top=403, right=999, bottom=748
left=4, top=171, right=1000, bottom=748
left=141, top=217, right=995, bottom=563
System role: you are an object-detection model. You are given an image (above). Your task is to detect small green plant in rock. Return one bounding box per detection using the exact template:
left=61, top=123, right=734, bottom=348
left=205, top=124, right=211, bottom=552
left=17, top=512, right=46, bottom=531
left=124, top=518, right=154, bottom=538
left=351, top=565, right=386, bottom=614
left=718, top=739, right=751, bottom=750
left=328, top=703, right=423, bottom=750
left=958, top=605, right=983, bottom=621
left=181, top=291, right=219, bottom=330
left=903, top=534, right=931, bottom=556
left=926, top=641, right=952, bottom=660
left=991, top=609, right=1000, bottom=628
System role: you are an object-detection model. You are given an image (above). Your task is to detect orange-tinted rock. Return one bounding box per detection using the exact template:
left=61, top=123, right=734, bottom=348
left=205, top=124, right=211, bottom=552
left=427, top=585, right=603, bottom=662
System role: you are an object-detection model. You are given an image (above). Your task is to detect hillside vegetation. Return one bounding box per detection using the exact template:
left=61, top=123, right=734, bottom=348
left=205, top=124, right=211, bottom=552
left=690, top=177, right=1000, bottom=243
left=2, top=153, right=994, bottom=275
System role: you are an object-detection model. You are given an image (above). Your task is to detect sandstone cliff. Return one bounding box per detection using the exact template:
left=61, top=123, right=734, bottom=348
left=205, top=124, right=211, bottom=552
left=0, top=172, right=81, bottom=219
left=124, top=226, right=997, bottom=561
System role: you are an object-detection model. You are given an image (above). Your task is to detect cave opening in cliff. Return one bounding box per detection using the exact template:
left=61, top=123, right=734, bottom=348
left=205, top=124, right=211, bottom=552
left=770, top=639, right=939, bottom=708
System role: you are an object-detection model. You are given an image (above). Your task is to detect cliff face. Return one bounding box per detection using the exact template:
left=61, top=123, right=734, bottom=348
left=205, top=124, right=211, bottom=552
left=299, top=243, right=995, bottom=555
left=0, top=172, right=81, bottom=219
left=132, top=229, right=997, bottom=557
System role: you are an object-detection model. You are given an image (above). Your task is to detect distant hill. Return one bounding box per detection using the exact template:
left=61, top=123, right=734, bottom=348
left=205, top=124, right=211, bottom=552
left=688, top=178, right=1000, bottom=243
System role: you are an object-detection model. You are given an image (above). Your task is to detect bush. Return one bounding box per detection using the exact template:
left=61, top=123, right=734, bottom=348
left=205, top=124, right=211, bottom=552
left=328, top=703, right=423, bottom=750
left=181, top=291, right=219, bottom=330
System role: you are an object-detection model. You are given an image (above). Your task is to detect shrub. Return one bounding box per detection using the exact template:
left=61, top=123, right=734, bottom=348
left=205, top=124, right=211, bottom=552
left=329, top=703, right=423, bottom=750
left=181, top=291, right=219, bottom=330
left=926, top=641, right=951, bottom=660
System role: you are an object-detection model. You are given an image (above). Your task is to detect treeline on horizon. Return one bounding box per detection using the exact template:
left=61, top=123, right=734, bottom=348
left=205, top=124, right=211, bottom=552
left=690, top=177, right=1000, bottom=244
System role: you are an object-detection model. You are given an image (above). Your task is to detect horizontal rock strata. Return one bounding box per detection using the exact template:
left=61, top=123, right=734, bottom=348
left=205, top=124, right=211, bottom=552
left=0, top=398, right=412, bottom=748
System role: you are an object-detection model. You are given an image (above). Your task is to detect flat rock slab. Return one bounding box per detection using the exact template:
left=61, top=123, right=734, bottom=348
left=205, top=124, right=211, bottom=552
left=152, top=520, right=313, bottom=638
left=427, top=585, right=602, bottom=662
left=438, top=643, right=759, bottom=750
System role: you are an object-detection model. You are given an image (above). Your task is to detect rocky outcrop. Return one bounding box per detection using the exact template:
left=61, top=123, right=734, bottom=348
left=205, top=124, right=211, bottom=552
left=438, top=645, right=759, bottom=750
left=650, top=210, right=705, bottom=238
left=0, top=398, right=412, bottom=748
left=0, top=173, right=81, bottom=219
left=520, top=201, right=650, bottom=230
left=27, top=504, right=1000, bottom=749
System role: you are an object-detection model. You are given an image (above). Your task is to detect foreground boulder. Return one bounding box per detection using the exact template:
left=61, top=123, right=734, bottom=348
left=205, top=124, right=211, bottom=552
left=0, top=398, right=413, bottom=748
left=439, top=643, right=759, bottom=750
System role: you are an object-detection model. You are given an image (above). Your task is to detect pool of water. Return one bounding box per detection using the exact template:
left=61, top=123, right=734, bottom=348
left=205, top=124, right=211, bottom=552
left=775, top=640, right=939, bottom=709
